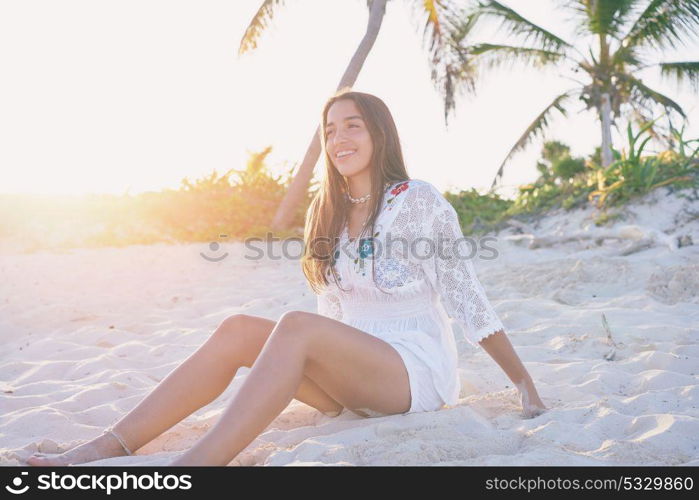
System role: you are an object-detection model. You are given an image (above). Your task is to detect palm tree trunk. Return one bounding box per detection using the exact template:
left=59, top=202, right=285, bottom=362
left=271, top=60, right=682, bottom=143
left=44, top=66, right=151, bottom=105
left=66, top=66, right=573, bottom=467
left=270, top=0, right=388, bottom=231
left=598, top=32, right=613, bottom=169
left=600, top=92, right=613, bottom=167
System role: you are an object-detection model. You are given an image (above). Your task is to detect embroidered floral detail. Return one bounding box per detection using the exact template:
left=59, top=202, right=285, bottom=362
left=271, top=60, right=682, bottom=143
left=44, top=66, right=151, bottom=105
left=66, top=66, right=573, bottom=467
left=385, top=181, right=410, bottom=211
left=358, top=237, right=374, bottom=258
left=351, top=229, right=381, bottom=276
left=341, top=181, right=410, bottom=278
left=327, top=249, right=342, bottom=282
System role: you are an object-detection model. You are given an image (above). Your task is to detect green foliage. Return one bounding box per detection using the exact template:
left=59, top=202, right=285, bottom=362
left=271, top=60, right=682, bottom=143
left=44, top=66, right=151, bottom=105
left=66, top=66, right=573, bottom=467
left=534, top=140, right=587, bottom=181
left=444, top=188, right=513, bottom=235
left=445, top=125, right=699, bottom=234
left=520, top=125, right=698, bottom=214
left=151, top=147, right=309, bottom=243
left=588, top=146, right=622, bottom=169
left=2, top=147, right=313, bottom=252
left=589, top=121, right=699, bottom=207
left=553, top=156, right=586, bottom=180
left=504, top=140, right=595, bottom=215
left=140, top=147, right=313, bottom=244
left=542, top=140, right=570, bottom=163
left=5, top=120, right=697, bottom=253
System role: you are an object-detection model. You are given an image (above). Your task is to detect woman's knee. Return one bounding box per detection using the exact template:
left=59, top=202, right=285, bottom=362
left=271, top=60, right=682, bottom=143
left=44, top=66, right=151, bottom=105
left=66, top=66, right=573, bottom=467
left=272, top=311, right=315, bottom=341
left=277, top=310, right=311, bottom=324
left=215, top=313, right=250, bottom=334
left=209, top=314, right=255, bottom=349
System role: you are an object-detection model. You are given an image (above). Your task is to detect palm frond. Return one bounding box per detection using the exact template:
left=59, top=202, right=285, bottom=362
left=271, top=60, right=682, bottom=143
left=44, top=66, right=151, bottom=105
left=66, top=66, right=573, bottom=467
left=448, top=6, right=481, bottom=42
left=407, top=0, right=464, bottom=66
left=659, top=61, right=699, bottom=93
left=422, top=0, right=444, bottom=55
left=622, top=0, right=699, bottom=52
left=567, top=0, right=640, bottom=37
left=617, top=73, right=687, bottom=118
left=414, top=2, right=477, bottom=125
left=466, top=43, right=569, bottom=71
left=610, top=43, right=644, bottom=69
left=430, top=42, right=477, bottom=126
left=238, top=0, right=286, bottom=56
left=432, top=62, right=458, bottom=126
left=490, top=90, right=574, bottom=189
left=472, top=0, right=575, bottom=53
left=404, top=1, right=444, bottom=57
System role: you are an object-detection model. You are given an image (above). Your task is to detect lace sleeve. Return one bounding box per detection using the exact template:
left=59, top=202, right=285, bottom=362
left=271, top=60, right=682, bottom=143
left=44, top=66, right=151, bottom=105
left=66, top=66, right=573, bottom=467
left=415, top=182, right=505, bottom=348
left=317, top=288, right=343, bottom=321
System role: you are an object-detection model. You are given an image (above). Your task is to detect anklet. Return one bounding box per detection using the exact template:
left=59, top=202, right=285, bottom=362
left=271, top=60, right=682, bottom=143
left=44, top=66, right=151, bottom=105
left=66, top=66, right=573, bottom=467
left=103, top=426, right=133, bottom=456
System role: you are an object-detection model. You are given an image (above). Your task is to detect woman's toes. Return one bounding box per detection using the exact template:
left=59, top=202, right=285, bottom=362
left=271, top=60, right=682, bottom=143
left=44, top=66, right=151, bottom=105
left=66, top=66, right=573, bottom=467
left=26, top=455, right=50, bottom=466
left=26, top=452, right=73, bottom=466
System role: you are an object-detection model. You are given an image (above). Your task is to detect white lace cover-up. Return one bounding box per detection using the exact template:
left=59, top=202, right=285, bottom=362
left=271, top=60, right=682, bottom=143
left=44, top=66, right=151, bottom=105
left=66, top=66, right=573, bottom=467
left=315, top=179, right=505, bottom=416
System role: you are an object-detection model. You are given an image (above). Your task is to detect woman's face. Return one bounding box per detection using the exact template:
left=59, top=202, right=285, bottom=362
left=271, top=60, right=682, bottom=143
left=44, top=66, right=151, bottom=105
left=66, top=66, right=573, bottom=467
left=324, top=99, right=374, bottom=178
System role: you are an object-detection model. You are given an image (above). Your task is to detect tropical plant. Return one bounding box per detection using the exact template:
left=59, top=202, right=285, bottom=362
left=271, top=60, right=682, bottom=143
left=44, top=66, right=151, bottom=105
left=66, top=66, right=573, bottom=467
left=536, top=140, right=587, bottom=180
left=238, top=0, right=470, bottom=230
left=129, top=148, right=306, bottom=244
left=670, top=122, right=699, bottom=160
left=553, top=155, right=587, bottom=180
left=447, top=0, right=699, bottom=189
left=589, top=119, right=698, bottom=206
left=444, top=187, right=513, bottom=233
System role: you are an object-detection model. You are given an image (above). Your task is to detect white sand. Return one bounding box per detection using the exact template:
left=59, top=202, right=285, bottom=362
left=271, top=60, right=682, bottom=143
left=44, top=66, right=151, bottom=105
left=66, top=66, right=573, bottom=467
left=1, top=187, right=698, bottom=466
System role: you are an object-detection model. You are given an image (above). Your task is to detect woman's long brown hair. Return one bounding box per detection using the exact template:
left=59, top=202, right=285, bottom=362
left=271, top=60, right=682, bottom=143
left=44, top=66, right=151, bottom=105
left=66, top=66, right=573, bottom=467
left=302, top=88, right=410, bottom=295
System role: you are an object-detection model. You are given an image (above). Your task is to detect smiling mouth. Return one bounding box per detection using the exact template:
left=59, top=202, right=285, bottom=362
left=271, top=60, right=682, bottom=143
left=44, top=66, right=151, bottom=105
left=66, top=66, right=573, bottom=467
left=336, top=150, right=357, bottom=160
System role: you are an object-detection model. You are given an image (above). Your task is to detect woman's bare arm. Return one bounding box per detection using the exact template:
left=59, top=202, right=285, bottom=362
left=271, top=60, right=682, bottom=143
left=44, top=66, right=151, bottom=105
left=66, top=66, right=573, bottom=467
left=479, top=329, right=547, bottom=418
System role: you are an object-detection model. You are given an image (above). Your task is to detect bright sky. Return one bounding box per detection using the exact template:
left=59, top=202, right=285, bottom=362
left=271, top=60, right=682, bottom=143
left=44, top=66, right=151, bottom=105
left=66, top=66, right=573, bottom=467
left=0, top=0, right=697, bottom=197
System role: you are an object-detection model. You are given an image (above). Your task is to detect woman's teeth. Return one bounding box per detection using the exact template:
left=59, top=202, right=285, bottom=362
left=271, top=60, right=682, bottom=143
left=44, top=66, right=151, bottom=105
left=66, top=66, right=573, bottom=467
left=337, top=150, right=356, bottom=159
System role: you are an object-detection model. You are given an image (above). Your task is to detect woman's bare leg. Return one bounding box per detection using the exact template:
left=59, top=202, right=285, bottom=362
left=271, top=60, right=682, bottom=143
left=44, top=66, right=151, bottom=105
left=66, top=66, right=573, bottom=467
left=25, top=313, right=344, bottom=466
left=171, top=310, right=411, bottom=466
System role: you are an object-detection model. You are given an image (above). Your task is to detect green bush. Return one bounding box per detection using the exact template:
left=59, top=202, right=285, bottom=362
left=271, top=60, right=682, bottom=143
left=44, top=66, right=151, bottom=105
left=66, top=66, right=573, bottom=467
left=553, top=156, right=586, bottom=180
left=108, top=146, right=312, bottom=245
left=4, top=120, right=696, bottom=253
left=444, top=188, right=513, bottom=235
left=1, top=147, right=312, bottom=252
left=443, top=123, right=698, bottom=234
left=588, top=122, right=698, bottom=207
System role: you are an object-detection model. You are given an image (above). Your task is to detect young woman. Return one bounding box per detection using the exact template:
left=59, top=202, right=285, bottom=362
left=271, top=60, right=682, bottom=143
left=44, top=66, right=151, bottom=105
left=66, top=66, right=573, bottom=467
left=26, top=89, right=546, bottom=467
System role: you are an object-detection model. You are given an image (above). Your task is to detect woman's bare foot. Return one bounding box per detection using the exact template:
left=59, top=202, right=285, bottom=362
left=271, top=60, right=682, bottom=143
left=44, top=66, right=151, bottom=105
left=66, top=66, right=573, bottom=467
left=515, top=379, right=547, bottom=419
left=26, top=431, right=130, bottom=466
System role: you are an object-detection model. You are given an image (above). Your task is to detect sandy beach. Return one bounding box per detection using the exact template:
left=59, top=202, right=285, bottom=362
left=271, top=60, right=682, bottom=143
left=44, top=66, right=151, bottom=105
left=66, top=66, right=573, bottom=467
left=1, top=187, right=698, bottom=466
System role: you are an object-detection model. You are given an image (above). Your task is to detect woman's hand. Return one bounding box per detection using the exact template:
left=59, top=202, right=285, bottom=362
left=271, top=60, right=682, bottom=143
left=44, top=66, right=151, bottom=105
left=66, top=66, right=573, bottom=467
left=515, top=377, right=547, bottom=419
left=479, top=330, right=548, bottom=418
